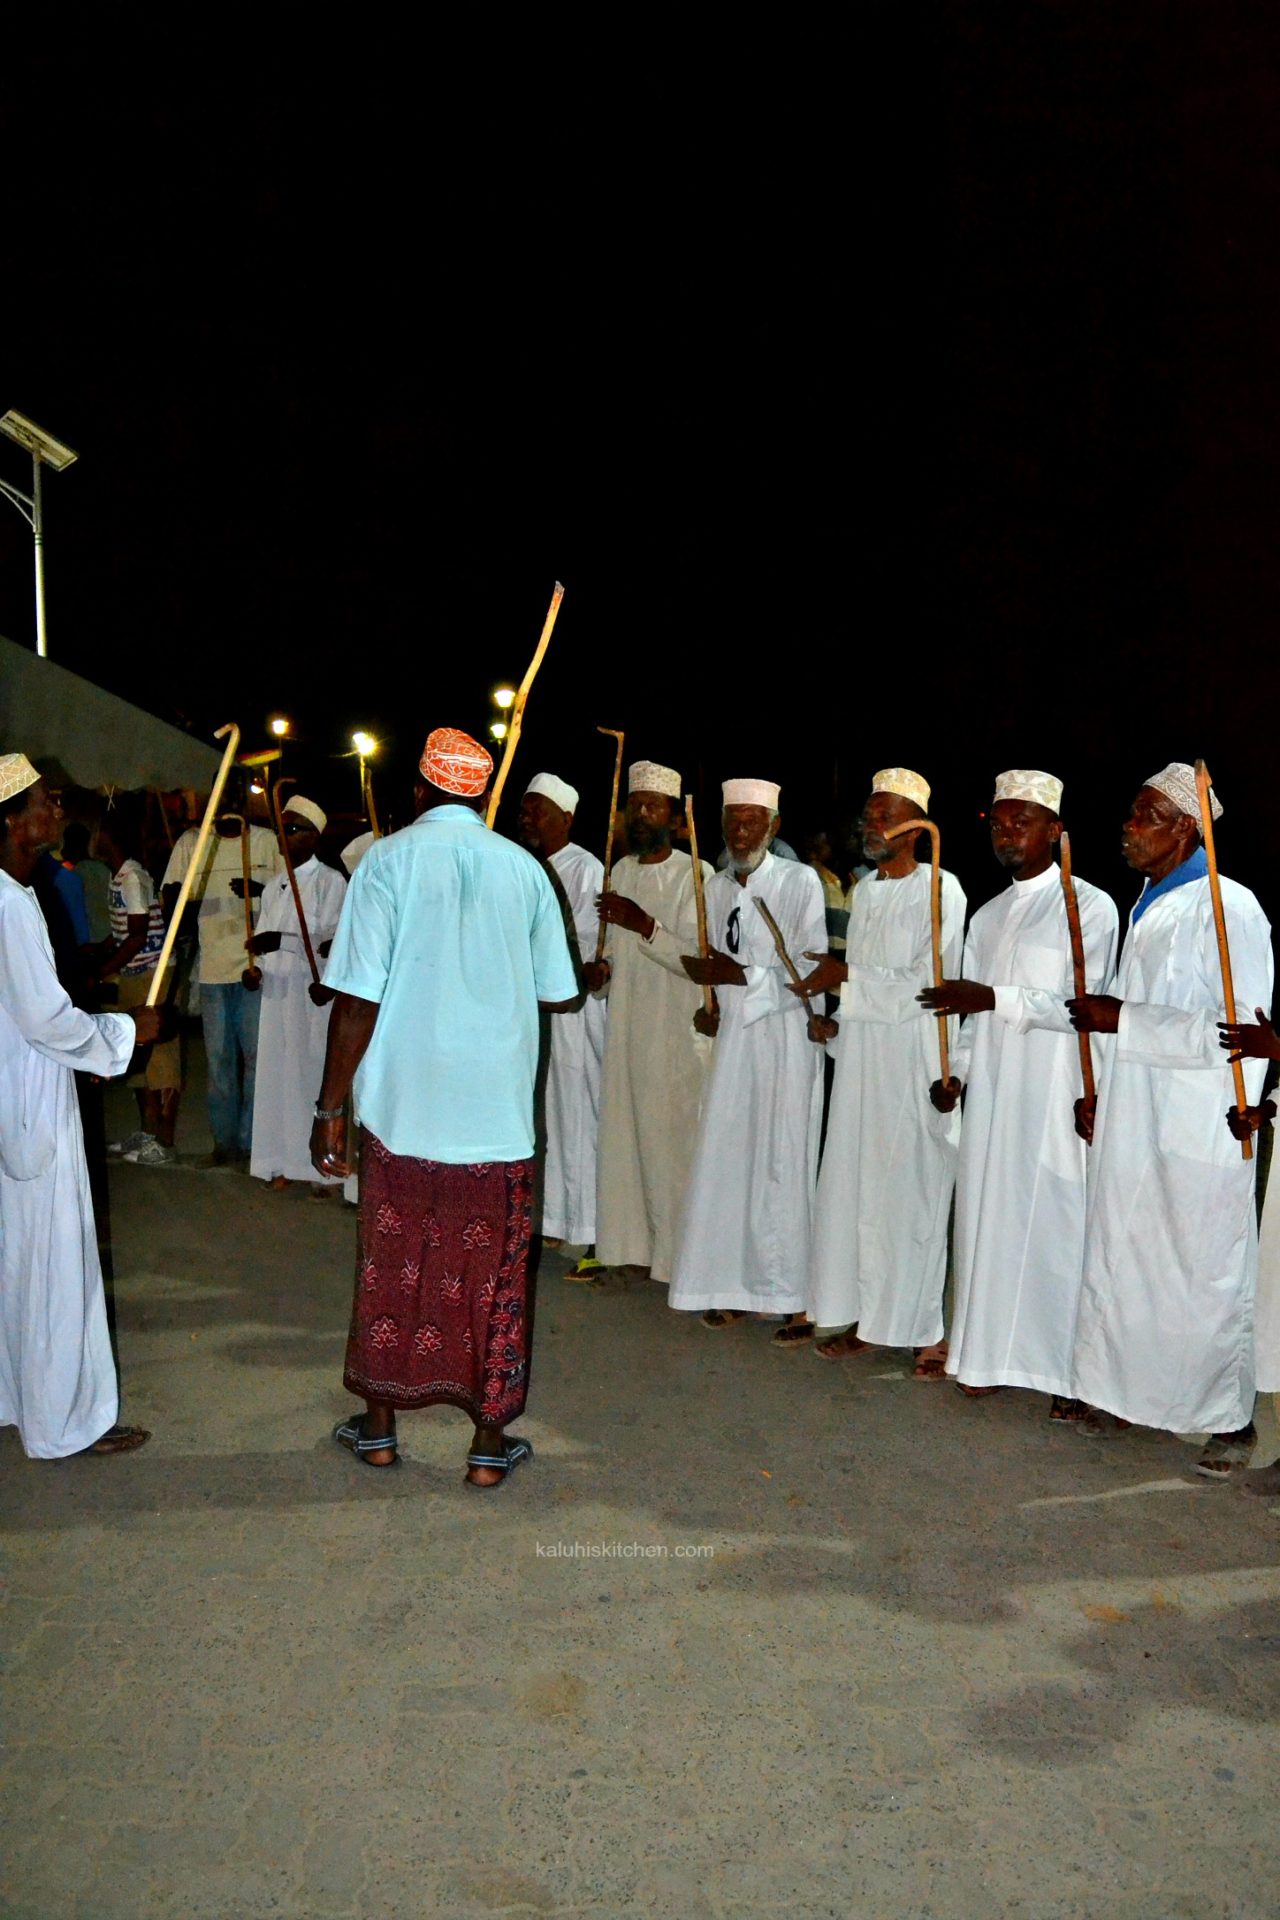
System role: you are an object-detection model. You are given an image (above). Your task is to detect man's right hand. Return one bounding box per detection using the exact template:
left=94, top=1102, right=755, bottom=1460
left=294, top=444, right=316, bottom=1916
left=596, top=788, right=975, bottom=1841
left=788, top=951, right=848, bottom=998
left=128, top=1007, right=163, bottom=1047
left=1074, top=1094, right=1097, bottom=1144
left=582, top=960, right=610, bottom=994
left=246, top=931, right=283, bottom=956
left=596, top=892, right=655, bottom=939
left=693, top=1003, right=720, bottom=1038
left=929, top=1076, right=963, bottom=1113
left=241, top=965, right=263, bottom=992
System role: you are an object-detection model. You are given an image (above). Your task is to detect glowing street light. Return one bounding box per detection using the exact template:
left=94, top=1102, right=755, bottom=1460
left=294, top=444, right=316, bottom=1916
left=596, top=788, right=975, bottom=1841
left=352, top=730, right=377, bottom=758
left=351, top=730, right=379, bottom=824
left=493, top=686, right=516, bottom=711
left=489, top=720, right=508, bottom=741
left=0, top=409, right=79, bottom=660
left=269, top=715, right=291, bottom=738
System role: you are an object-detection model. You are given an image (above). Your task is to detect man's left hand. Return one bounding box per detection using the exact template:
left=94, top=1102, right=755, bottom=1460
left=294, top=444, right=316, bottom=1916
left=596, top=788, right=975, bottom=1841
left=229, top=877, right=266, bottom=899
left=682, top=949, right=747, bottom=988
left=310, top=1113, right=349, bottom=1179
left=1227, top=1100, right=1277, bottom=1141
left=807, top=1013, right=838, bottom=1045
left=1067, top=994, right=1122, bottom=1034
left=596, top=892, right=654, bottom=938
left=1219, top=1009, right=1280, bottom=1063
left=919, top=980, right=995, bottom=1017
left=308, top=982, right=335, bottom=1006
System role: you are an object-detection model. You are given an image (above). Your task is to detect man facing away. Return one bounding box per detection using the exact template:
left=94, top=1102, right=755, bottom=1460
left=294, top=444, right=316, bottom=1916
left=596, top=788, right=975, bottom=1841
left=94, top=812, right=184, bottom=1168
left=0, top=756, right=162, bottom=1457
left=669, top=779, right=828, bottom=1341
left=590, top=761, right=713, bottom=1285
left=517, top=772, right=607, bottom=1268
left=1067, top=763, right=1272, bottom=1475
left=795, top=769, right=966, bottom=1374
left=312, top=727, right=580, bottom=1485
left=245, top=794, right=347, bottom=1194
left=921, top=771, right=1118, bottom=1415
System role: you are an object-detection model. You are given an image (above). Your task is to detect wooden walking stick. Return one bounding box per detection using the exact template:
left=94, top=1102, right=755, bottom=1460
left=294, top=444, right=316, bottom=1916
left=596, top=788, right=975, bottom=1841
left=593, top=727, right=625, bottom=963
left=684, top=794, right=715, bottom=1017
left=145, top=723, right=240, bottom=1009
left=362, top=762, right=383, bottom=839
left=272, top=777, right=322, bottom=989
left=1196, top=759, right=1253, bottom=1162
left=237, top=816, right=261, bottom=985
left=884, top=817, right=949, bottom=1082
left=485, top=581, right=566, bottom=828
left=1058, top=829, right=1097, bottom=1108
left=753, top=896, right=815, bottom=1016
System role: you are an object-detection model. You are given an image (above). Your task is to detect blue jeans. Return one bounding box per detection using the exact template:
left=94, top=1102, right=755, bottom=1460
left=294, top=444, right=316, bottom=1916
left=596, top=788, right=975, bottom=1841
left=201, top=982, right=262, bottom=1154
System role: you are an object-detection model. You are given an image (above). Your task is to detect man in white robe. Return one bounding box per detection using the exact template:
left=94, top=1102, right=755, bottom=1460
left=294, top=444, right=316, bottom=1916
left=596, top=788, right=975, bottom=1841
left=920, top=771, right=1118, bottom=1410
left=518, top=772, right=607, bottom=1257
left=0, top=756, right=162, bottom=1458
left=246, top=796, right=347, bottom=1191
left=795, top=769, right=966, bottom=1370
left=591, top=761, right=713, bottom=1284
left=1068, top=764, right=1273, bottom=1473
left=669, top=779, right=827, bottom=1335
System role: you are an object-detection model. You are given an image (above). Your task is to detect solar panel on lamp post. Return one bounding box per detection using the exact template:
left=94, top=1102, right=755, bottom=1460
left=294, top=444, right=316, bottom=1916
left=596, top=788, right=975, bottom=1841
left=0, top=410, right=79, bottom=660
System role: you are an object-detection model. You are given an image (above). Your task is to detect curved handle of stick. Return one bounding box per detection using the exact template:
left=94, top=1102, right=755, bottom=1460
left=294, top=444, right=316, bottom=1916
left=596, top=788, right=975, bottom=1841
left=145, top=723, right=240, bottom=1008
left=684, top=795, right=715, bottom=1015
left=594, top=727, right=625, bottom=963
left=883, top=818, right=949, bottom=1082
left=1058, top=830, right=1096, bottom=1106
left=485, top=582, right=565, bottom=829
left=1196, top=761, right=1252, bottom=1161
left=272, top=776, right=322, bottom=987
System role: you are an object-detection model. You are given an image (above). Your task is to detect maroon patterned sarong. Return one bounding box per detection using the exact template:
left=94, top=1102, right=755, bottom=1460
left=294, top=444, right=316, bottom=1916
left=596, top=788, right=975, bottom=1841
left=344, top=1131, right=535, bottom=1424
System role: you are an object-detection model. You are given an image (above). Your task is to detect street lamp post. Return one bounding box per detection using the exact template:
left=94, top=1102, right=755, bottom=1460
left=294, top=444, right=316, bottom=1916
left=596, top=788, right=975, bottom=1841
left=0, top=410, right=79, bottom=660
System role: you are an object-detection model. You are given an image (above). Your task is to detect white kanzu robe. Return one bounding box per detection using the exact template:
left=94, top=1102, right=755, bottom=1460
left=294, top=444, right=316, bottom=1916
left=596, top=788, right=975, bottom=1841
left=808, top=864, right=966, bottom=1346
left=249, top=857, right=348, bottom=1185
left=1072, top=873, right=1273, bottom=1433
left=0, top=872, right=136, bottom=1458
left=1256, top=1159, right=1280, bottom=1394
left=595, top=849, right=714, bottom=1282
left=544, top=842, right=607, bottom=1243
left=946, top=864, right=1119, bottom=1393
left=669, top=855, right=827, bottom=1314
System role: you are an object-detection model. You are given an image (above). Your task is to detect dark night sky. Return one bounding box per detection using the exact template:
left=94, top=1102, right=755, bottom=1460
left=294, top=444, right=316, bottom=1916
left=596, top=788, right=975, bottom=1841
left=4, top=11, right=1279, bottom=923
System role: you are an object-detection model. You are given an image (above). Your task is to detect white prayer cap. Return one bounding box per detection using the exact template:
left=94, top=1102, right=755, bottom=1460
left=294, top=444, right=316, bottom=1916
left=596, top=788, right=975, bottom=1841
left=872, top=767, right=930, bottom=811
left=0, top=753, right=40, bottom=805
left=284, top=795, right=327, bottom=833
left=993, top=769, right=1063, bottom=813
left=524, top=772, right=579, bottom=817
left=628, top=760, right=681, bottom=798
left=722, top=778, right=781, bottom=811
left=1145, top=762, right=1222, bottom=823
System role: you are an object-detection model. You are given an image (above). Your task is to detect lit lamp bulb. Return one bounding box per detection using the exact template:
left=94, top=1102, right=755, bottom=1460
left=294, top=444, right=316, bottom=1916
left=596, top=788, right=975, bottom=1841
left=489, top=720, right=508, bottom=741
left=493, top=687, right=516, bottom=711
left=269, top=716, right=290, bottom=738
left=352, top=730, right=377, bottom=758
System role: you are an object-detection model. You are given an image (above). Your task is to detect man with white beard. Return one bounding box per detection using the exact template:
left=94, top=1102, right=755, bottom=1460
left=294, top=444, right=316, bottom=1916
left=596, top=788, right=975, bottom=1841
left=518, top=772, right=606, bottom=1266
left=668, top=779, right=827, bottom=1338
left=920, top=771, right=1118, bottom=1414
left=794, top=769, right=965, bottom=1374
left=1068, top=764, right=1272, bottom=1475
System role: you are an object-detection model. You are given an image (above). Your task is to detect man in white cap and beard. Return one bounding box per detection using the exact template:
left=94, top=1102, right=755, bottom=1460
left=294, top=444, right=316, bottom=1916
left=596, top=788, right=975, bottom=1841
left=518, top=773, right=607, bottom=1266
left=794, top=770, right=966, bottom=1374
left=0, top=755, right=163, bottom=1455
left=669, top=779, right=828, bottom=1336
left=590, top=761, right=713, bottom=1285
left=245, top=795, right=348, bottom=1193
left=1067, top=764, right=1272, bottom=1474
left=919, top=771, right=1119, bottom=1414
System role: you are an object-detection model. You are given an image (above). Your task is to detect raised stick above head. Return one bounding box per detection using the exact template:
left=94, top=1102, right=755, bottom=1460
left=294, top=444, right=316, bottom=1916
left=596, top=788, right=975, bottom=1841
left=883, top=816, right=949, bottom=1083
left=684, top=793, right=714, bottom=1016
left=1196, top=759, right=1252, bottom=1161
left=272, top=776, right=322, bottom=988
left=594, top=727, right=625, bottom=963
left=145, top=722, right=240, bottom=1009
left=1058, top=829, right=1096, bottom=1108
left=485, top=581, right=566, bottom=829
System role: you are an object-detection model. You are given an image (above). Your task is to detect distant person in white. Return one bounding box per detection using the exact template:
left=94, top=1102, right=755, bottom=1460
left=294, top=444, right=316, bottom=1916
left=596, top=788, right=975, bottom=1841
left=0, top=755, right=161, bottom=1457
left=1067, top=764, right=1273, bottom=1476
left=669, top=778, right=827, bottom=1339
left=921, top=770, right=1118, bottom=1414
left=517, top=772, right=606, bottom=1259
left=795, top=768, right=966, bottom=1375
left=245, top=795, right=347, bottom=1193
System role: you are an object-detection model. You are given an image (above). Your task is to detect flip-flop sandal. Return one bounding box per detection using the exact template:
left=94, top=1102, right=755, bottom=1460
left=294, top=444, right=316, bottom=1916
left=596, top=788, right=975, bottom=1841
left=700, top=1309, right=746, bottom=1329
left=772, top=1321, right=814, bottom=1348
left=332, top=1414, right=399, bottom=1468
left=1194, top=1428, right=1257, bottom=1480
left=565, top=1257, right=606, bottom=1285
left=77, top=1424, right=151, bottom=1456
left=465, top=1436, right=534, bottom=1489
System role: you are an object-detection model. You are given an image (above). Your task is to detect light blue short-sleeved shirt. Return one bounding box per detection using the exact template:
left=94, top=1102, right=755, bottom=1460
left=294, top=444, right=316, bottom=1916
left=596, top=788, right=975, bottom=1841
left=322, top=804, right=578, bottom=1163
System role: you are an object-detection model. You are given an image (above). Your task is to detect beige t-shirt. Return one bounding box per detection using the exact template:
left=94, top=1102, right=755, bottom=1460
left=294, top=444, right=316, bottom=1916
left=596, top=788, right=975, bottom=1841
left=162, top=825, right=283, bottom=986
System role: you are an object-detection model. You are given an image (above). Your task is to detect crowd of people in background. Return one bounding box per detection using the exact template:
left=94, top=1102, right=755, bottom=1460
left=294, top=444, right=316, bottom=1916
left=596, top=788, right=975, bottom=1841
left=3, top=736, right=1279, bottom=1507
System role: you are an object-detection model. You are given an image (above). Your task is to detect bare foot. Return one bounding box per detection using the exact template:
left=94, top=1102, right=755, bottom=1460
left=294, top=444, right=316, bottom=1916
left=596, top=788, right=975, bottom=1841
left=912, top=1341, right=949, bottom=1379
left=814, top=1329, right=869, bottom=1361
